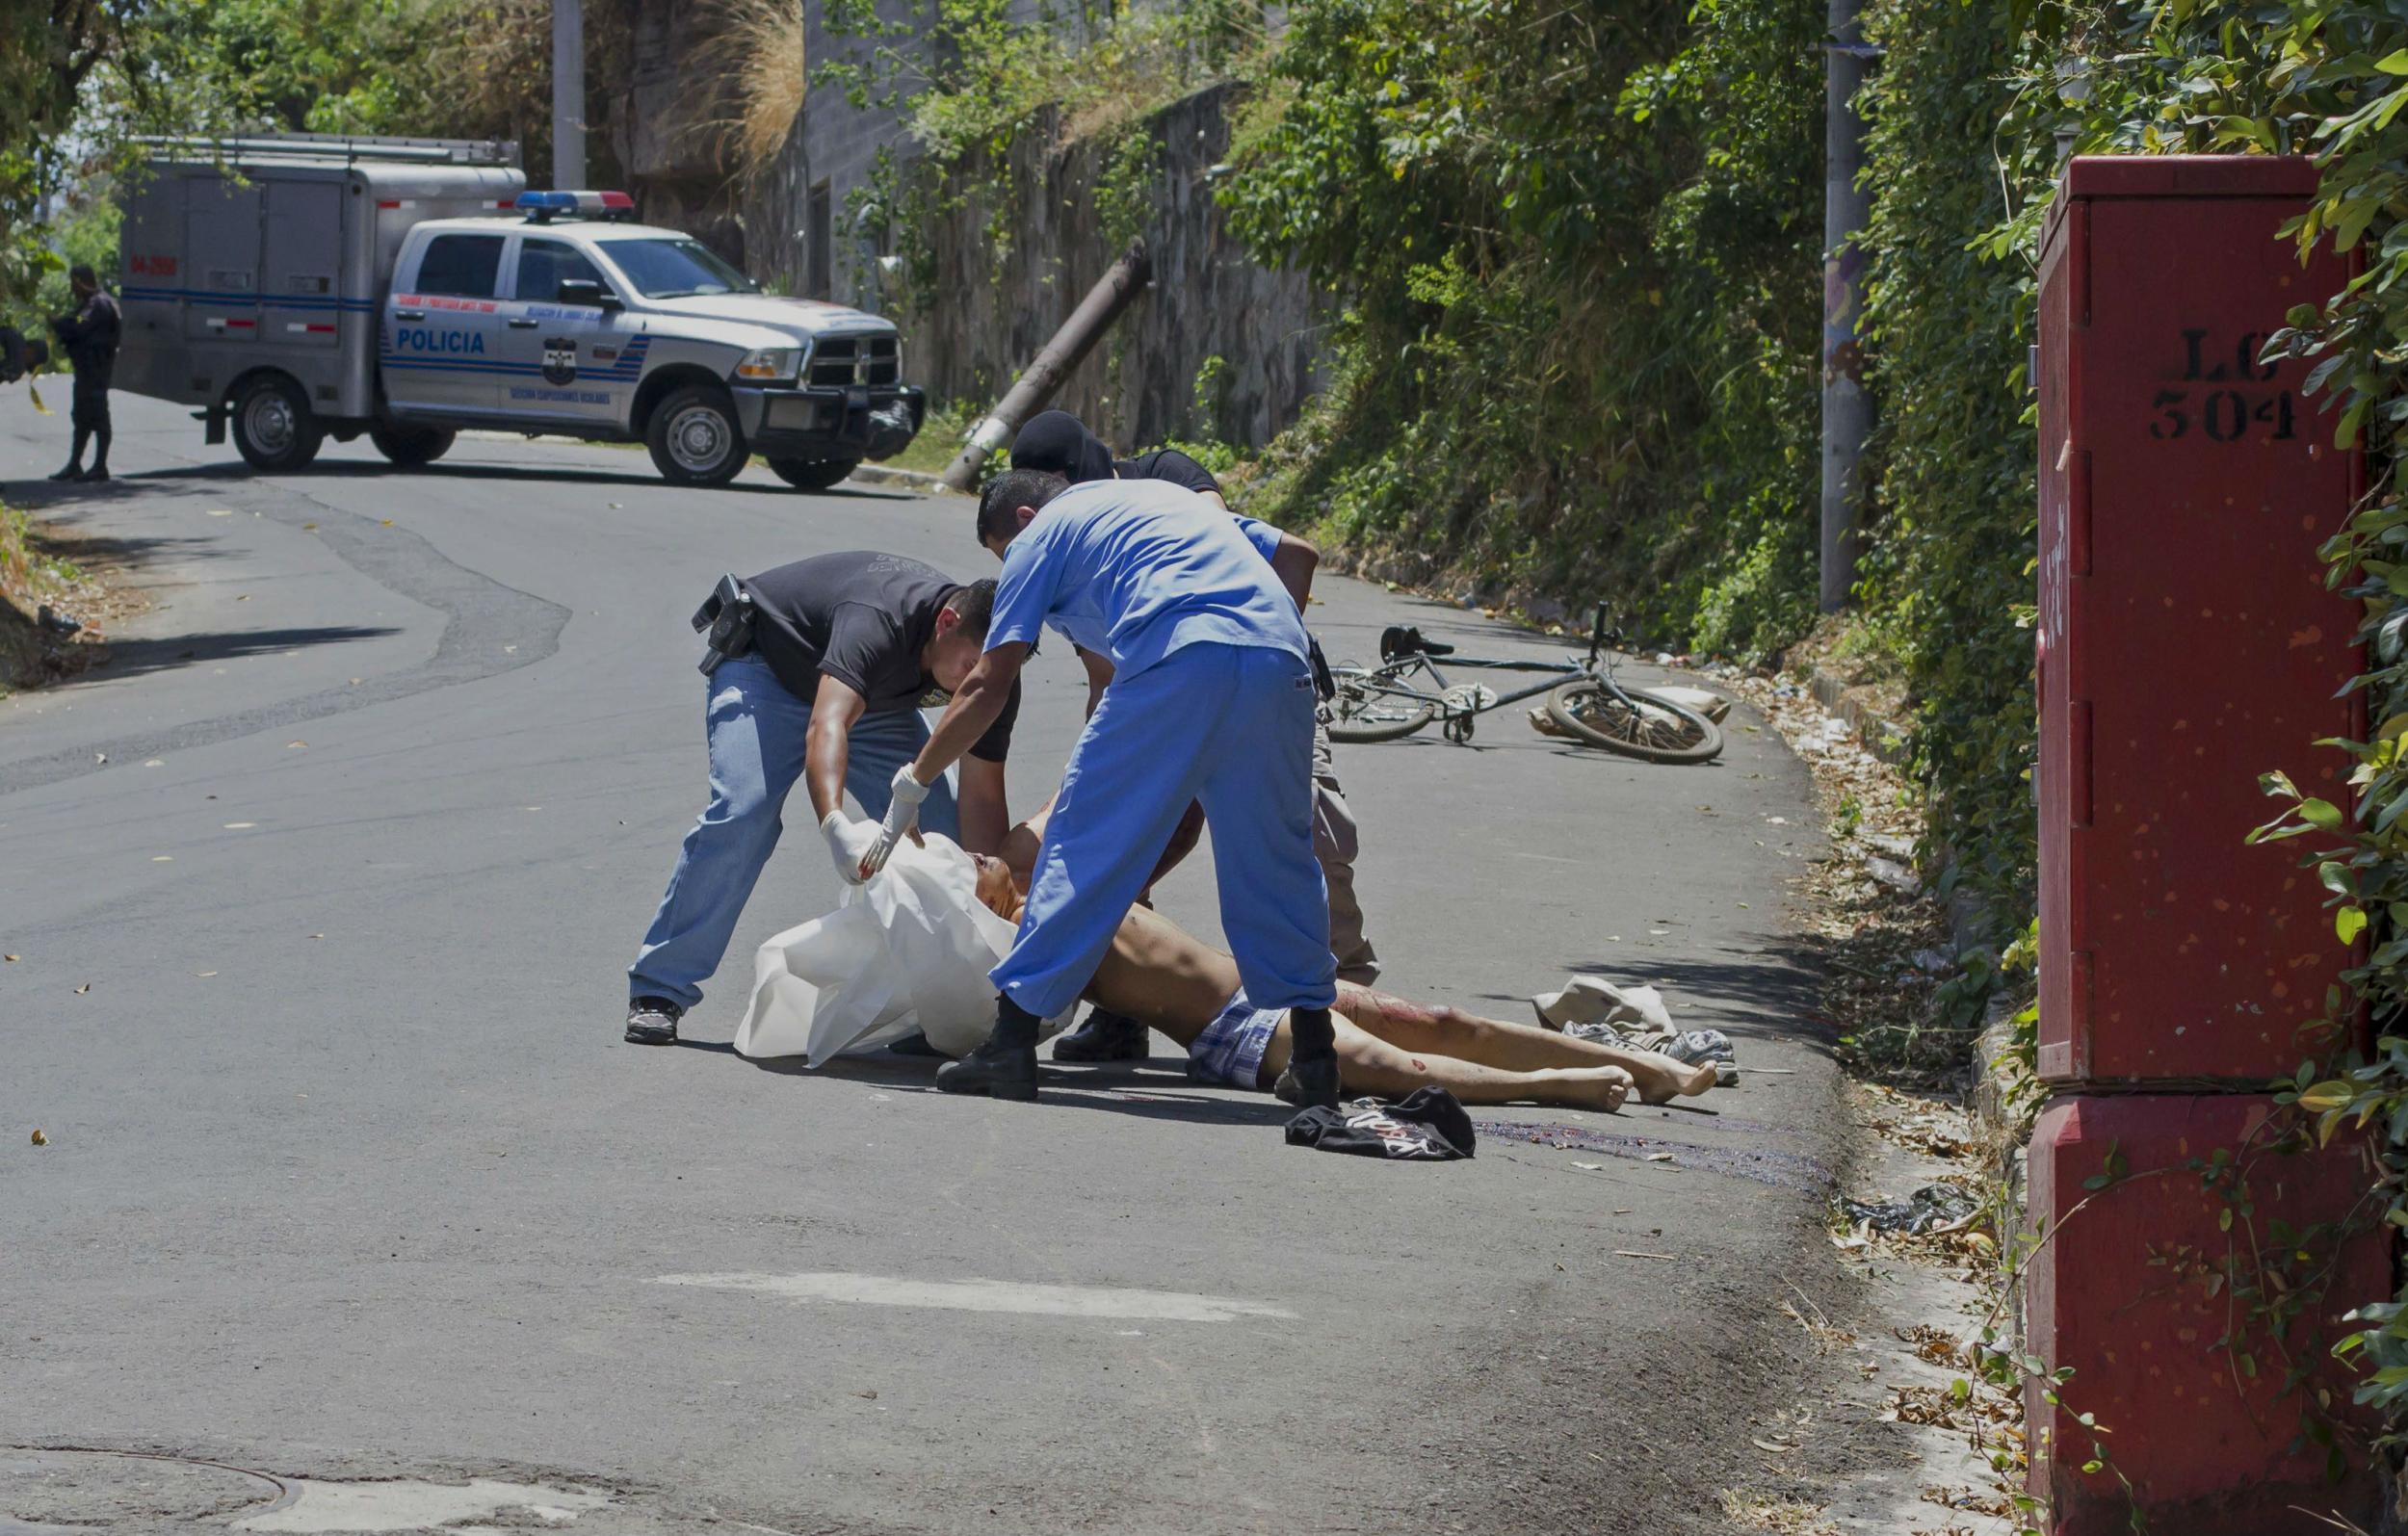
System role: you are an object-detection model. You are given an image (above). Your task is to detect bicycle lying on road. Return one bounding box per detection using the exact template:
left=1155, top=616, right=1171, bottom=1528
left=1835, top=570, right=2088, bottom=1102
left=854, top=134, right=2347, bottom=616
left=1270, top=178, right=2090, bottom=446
left=1324, top=605, right=1725, bottom=765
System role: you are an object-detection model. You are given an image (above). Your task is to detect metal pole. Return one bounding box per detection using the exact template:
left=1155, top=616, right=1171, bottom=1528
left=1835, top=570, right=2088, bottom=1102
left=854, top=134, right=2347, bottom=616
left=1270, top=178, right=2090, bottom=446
left=1819, top=0, right=1873, bottom=613
left=552, top=0, right=587, bottom=191
left=941, top=240, right=1154, bottom=492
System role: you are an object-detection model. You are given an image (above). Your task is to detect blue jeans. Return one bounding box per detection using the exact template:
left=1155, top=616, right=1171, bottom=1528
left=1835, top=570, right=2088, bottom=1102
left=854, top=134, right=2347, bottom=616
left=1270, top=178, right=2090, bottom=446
left=628, top=654, right=959, bottom=1010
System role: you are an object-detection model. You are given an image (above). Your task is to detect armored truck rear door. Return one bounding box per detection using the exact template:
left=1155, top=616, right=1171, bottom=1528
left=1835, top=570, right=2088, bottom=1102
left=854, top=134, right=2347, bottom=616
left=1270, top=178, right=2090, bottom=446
left=262, top=179, right=346, bottom=354
left=184, top=178, right=262, bottom=346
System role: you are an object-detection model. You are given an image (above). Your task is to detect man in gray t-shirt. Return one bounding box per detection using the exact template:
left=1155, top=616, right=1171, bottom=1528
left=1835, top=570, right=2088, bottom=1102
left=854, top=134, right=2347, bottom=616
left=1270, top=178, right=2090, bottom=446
left=623, top=552, right=1017, bottom=1045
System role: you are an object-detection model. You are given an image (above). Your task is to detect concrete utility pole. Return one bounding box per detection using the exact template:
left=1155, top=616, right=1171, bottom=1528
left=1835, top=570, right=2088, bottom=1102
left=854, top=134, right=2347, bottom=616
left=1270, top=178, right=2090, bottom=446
left=942, top=241, right=1155, bottom=491
left=552, top=0, right=587, bottom=191
left=1819, top=0, right=1873, bottom=612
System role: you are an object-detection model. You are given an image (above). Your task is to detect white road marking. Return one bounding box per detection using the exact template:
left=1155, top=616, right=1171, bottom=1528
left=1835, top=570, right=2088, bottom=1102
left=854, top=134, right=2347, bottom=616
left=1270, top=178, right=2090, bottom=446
left=235, top=1476, right=611, bottom=1532
left=654, top=1270, right=1297, bottom=1323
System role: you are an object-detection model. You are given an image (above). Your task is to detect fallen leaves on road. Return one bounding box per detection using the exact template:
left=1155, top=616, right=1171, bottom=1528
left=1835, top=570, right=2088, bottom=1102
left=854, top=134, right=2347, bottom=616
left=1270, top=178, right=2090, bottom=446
left=31, top=1129, right=47, bottom=1146
left=73, top=983, right=89, bottom=995
left=286, top=741, right=307, bottom=749
left=4, top=954, right=16, bottom=962
left=207, top=508, right=234, bottom=517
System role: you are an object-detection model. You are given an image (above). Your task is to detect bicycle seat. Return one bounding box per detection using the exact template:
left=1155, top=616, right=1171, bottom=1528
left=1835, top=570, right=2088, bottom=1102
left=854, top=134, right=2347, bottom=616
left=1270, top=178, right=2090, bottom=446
left=1379, top=624, right=1455, bottom=660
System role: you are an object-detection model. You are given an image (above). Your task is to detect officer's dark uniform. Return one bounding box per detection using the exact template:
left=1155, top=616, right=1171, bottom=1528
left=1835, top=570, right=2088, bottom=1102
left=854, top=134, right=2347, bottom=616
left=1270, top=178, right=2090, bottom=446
left=50, top=286, right=121, bottom=481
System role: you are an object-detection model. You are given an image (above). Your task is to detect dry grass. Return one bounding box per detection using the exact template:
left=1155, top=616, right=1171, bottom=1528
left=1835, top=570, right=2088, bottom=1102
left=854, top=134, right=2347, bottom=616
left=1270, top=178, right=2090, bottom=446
left=0, top=502, right=123, bottom=693
left=1716, top=1490, right=1839, bottom=1535
left=690, top=0, right=807, bottom=185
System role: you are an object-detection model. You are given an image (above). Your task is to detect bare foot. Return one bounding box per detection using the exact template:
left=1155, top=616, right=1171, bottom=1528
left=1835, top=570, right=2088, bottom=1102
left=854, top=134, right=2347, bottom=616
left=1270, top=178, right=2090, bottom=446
left=1630, top=1052, right=1717, bottom=1104
left=1562, top=1065, right=1636, bottom=1113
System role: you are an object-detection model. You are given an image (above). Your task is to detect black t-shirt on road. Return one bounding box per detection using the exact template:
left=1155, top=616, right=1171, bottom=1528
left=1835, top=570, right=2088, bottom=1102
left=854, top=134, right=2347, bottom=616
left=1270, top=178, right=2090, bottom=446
left=743, top=551, right=1018, bottom=762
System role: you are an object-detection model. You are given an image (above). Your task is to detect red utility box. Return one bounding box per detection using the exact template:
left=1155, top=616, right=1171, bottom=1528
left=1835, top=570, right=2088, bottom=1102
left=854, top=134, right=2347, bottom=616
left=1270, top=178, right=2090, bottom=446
left=2025, top=1095, right=2383, bottom=1535
left=2036, top=155, right=2364, bottom=1085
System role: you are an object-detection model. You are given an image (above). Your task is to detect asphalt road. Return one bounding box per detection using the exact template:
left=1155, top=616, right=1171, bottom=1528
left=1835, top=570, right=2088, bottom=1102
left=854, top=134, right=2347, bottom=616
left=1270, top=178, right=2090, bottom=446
left=3, top=395, right=1863, bottom=1535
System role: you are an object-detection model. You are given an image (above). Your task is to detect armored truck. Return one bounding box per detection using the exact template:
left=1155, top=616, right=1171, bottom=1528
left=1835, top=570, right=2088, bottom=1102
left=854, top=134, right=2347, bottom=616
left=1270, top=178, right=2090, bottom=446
left=117, top=135, right=924, bottom=488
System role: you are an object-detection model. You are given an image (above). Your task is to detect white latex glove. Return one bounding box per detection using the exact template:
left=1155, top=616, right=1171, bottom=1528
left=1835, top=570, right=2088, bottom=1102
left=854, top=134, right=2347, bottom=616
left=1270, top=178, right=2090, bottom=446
left=822, top=811, right=884, bottom=886
left=861, top=765, right=934, bottom=879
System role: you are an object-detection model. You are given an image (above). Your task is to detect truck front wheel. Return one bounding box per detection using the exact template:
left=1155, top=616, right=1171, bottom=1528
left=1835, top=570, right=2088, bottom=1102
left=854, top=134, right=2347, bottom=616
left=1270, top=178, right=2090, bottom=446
left=645, top=385, right=747, bottom=486
left=230, top=374, right=325, bottom=473
left=768, top=456, right=860, bottom=492
left=370, top=426, right=457, bottom=468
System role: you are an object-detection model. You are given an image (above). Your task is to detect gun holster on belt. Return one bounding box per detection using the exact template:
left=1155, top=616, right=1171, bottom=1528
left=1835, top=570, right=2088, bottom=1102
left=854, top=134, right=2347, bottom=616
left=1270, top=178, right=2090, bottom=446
left=693, top=574, right=758, bottom=676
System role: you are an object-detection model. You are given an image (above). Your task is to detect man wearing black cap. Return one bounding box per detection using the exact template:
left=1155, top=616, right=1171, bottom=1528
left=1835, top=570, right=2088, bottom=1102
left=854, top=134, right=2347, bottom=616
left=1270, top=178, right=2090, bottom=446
left=1005, top=410, right=1379, bottom=1061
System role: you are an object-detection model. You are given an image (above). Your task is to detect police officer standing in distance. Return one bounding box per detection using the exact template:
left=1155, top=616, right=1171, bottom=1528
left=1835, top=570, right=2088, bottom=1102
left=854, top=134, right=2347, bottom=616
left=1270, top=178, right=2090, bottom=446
left=48, top=265, right=120, bottom=483
left=624, top=553, right=1019, bottom=1044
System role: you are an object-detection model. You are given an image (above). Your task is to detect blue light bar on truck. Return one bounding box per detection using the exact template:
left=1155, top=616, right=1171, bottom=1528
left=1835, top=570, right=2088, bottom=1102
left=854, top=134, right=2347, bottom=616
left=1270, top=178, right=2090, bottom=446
left=517, top=190, right=637, bottom=222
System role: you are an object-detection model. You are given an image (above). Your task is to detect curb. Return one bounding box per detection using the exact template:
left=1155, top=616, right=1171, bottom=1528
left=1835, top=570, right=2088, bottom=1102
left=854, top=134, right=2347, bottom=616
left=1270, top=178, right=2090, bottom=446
left=848, top=463, right=955, bottom=495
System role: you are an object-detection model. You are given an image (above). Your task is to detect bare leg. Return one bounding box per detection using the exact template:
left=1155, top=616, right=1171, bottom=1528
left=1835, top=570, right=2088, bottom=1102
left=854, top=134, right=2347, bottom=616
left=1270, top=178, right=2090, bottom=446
left=1332, top=984, right=1714, bottom=1104
left=1260, top=1014, right=1635, bottom=1112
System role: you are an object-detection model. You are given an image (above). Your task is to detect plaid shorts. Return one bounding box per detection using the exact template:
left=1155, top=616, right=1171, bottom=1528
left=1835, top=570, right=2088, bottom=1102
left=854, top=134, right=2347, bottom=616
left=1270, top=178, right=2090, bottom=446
left=1188, top=988, right=1283, bottom=1089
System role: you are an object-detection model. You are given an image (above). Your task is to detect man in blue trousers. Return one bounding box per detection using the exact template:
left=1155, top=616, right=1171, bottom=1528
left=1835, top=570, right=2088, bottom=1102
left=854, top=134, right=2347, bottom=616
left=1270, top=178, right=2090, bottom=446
left=862, top=468, right=1343, bottom=1109
left=624, top=553, right=1016, bottom=1044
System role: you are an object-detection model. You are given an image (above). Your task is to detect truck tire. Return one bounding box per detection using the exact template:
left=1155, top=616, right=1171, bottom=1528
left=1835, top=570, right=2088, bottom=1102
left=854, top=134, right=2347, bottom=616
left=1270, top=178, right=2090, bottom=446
left=369, top=426, right=456, bottom=468
left=645, top=384, right=748, bottom=486
left=768, top=456, right=860, bottom=492
left=230, top=374, right=325, bottom=473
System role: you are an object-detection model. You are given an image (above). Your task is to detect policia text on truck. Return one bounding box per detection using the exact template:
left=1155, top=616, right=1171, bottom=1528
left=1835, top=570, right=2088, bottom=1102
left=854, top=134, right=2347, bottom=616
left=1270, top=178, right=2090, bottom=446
left=113, top=135, right=924, bottom=487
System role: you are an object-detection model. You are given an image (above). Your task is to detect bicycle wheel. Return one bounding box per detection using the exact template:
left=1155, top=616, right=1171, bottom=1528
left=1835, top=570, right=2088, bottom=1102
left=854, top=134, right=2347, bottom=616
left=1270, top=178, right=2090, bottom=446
left=1544, top=679, right=1724, bottom=764
left=1325, top=664, right=1439, bottom=742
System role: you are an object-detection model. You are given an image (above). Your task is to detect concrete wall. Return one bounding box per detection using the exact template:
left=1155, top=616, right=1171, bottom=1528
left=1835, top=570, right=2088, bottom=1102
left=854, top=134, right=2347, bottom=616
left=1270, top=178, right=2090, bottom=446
left=624, top=11, right=1326, bottom=450
left=903, top=84, right=1327, bottom=450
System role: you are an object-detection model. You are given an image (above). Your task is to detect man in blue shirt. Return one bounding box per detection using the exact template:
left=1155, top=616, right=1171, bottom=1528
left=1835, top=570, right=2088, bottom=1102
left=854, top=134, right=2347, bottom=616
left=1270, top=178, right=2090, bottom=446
left=864, top=468, right=1343, bottom=1109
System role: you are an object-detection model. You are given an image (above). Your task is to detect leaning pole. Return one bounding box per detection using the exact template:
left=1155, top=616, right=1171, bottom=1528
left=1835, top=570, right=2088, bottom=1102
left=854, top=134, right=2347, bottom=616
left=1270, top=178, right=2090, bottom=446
left=941, top=241, right=1154, bottom=492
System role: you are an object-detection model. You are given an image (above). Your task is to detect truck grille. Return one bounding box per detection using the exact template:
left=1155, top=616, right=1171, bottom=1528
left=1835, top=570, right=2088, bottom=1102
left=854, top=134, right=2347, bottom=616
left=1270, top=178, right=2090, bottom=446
left=808, top=334, right=899, bottom=387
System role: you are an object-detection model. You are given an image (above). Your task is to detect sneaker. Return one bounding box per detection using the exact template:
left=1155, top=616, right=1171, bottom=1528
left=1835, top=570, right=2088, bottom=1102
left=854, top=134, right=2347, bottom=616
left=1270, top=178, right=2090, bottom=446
left=1051, top=1007, right=1150, bottom=1062
left=46, top=465, right=81, bottom=482
left=624, top=997, right=683, bottom=1044
left=934, top=1037, right=1039, bottom=1100
left=77, top=466, right=109, bottom=483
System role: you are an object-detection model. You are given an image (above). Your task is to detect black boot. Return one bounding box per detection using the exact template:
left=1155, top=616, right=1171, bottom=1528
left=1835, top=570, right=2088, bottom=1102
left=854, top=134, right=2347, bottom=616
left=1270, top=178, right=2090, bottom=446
left=1274, top=1006, right=1343, bottom=1110
left=1051, top=1006, right=1150, bottom=1062
left=936, top=995, right=1043, bottom=1101
left=47, top=462, right=81, bottom=482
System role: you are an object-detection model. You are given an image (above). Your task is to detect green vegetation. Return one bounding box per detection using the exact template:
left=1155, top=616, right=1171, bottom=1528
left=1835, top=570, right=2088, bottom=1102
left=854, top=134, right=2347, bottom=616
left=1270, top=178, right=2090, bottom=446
left=834, top=0, right=2408, bottom=1475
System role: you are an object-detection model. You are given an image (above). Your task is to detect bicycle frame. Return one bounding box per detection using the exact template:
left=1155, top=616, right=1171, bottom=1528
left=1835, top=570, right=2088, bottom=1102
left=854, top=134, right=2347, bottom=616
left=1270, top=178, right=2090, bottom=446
left=1363, top=602, right=1623, bottom=722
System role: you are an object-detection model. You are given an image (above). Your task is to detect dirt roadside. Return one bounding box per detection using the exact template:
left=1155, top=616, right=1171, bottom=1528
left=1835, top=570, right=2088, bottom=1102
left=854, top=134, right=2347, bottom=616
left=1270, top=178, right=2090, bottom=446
left=1, top=500, right=147, bottom=694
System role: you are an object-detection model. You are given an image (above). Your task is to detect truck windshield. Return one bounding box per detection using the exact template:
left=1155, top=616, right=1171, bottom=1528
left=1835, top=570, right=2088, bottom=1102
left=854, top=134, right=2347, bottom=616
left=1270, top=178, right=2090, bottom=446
left=598, top=239, right=758, bottom=299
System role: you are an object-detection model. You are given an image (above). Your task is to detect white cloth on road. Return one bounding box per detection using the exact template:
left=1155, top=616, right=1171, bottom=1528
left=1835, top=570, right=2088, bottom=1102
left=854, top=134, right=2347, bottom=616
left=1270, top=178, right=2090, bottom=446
left=1531, top=974, right=1675, bottom=1034
left=732, top=835, right=1067, bottom=1062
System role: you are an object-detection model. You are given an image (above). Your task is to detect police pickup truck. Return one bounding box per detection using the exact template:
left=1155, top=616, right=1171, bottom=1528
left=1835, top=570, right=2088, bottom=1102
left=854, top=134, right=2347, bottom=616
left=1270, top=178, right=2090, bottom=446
left=117, top=135, right=924, bottom=488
